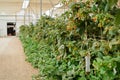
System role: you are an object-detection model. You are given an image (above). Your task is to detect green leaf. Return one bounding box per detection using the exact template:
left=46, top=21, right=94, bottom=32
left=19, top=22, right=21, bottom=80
left=107, top=0, right=118, bottom=7
left=78, top=77, right=86, bottom=80
left=115, top=9, right=120, bottom=26
left=105, top=3, right=109, bottom=12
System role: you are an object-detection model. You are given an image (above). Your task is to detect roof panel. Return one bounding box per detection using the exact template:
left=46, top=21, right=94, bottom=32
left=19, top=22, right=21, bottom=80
left=0, top=0, right=23, bottom=3
left=0, top=0, right=61, bottom=15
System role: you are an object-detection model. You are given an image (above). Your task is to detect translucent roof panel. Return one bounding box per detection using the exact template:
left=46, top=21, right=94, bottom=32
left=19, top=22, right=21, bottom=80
left=0, top=0, right=60, bottom=15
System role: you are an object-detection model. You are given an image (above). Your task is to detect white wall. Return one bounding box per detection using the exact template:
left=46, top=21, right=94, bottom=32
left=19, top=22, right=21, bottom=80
left=0, top=15, right=33, bottom=37
left=0, top=20, right=7, bottom=37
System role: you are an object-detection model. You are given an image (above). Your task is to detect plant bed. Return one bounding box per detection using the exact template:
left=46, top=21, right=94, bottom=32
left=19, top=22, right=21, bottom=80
left=20, top=0, right=120, bottom=80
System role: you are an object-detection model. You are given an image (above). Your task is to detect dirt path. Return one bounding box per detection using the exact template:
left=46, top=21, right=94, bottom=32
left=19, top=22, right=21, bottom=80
left=0, top=36, right=38, bottom=80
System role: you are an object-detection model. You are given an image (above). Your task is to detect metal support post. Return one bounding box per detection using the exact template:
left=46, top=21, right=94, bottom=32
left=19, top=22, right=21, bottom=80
left=40, top=0, right=42, bottom=17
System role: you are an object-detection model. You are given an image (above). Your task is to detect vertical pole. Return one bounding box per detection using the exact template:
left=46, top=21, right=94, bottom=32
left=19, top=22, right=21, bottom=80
left=15, top=14, right=17, bottom=36
left=36, top=0, right=37, bottom=17
left=15, top=13, right=17, bottom=22
left=24, top=9, right=25, bottom=25
left=29, top=7, right=30, bottom=24
left=40, top=0, right=42, bottom=17
left=26, top=8, right=28, bottom=25
left=40, top=0, right=42, bottom=27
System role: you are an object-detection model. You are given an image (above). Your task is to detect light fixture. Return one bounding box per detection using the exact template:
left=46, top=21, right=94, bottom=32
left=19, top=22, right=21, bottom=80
left=54, top=3, right=63, bottom=8
left=22, top=0, right=30, bottom=9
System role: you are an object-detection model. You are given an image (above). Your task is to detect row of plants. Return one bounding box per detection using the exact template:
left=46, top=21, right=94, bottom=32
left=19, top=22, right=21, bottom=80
left=19, top=0, right=120, bottom=80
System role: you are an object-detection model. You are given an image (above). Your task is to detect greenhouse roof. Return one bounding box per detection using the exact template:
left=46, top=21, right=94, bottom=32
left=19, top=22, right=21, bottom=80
left=0, top=0, right=61, bottom=16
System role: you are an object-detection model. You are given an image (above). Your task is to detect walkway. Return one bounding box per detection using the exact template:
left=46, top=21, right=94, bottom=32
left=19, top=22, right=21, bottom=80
left=0, top=36, right=38, bottom=80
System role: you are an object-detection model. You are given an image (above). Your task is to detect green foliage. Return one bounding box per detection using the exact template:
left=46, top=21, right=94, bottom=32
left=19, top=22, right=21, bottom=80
left=115, top=9, right=120, bottom=26
left=19, top=0, right=120, bottom=80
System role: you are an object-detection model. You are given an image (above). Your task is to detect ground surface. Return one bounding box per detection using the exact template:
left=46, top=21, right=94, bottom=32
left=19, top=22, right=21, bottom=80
left=0, top=36, right=38, bottom=80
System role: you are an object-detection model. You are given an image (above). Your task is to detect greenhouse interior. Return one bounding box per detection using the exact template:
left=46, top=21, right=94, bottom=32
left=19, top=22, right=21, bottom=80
left=0, top=0, right=120, bottom=80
